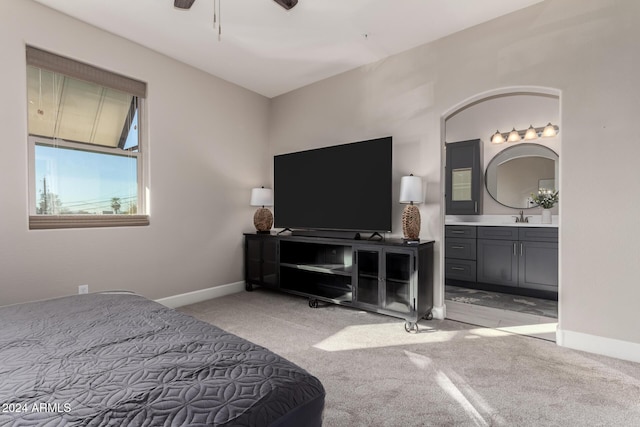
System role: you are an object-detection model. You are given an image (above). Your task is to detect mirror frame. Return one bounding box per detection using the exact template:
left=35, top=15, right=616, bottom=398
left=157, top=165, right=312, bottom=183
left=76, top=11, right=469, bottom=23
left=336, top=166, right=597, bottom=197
left=485, top=143, right=559, bottom=209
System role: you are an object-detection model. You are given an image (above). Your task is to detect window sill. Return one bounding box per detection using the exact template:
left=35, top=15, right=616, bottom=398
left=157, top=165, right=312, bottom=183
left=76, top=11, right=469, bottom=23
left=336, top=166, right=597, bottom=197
left=29, top=215, right=150, bottom=230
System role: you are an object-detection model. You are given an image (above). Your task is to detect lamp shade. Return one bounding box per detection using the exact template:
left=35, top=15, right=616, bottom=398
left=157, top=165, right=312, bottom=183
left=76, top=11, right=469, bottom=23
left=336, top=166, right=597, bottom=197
left=250, top=187, right=273, bottom=207
left=399, top=175, right=423, bottom=204
left=491, top=130, right=505, bottom=144
left=507, top=128, right=521, bottom=142
left=524, top=125, right=538, bottom=140
left=542, top=122, right=557, bottom=138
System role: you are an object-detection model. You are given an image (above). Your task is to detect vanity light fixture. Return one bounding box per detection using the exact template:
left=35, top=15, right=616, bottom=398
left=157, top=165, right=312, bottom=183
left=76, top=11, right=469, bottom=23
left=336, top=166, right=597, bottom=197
left=490, top=123, right=559, bottom=144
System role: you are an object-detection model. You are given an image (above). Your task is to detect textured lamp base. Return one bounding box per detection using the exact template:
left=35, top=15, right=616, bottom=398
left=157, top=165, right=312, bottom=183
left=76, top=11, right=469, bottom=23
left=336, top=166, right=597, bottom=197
left=402, top=204, right=421, bottom=240
left=253, top=208, right=273, bottom=232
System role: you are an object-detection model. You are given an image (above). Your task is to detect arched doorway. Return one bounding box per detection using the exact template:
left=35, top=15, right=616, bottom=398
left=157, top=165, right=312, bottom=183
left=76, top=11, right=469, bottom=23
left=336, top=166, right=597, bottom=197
left=440, top=86, right=561, bottom=341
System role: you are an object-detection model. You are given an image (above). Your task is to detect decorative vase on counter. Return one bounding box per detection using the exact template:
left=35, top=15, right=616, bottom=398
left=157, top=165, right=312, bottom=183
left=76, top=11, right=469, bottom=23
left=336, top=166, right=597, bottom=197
left=541, top=208, right=552, bottom=224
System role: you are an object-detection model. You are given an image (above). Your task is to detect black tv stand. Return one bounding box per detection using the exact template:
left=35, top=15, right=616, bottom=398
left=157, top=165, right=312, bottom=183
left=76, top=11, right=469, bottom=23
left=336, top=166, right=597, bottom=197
left=291, top=229, right=361, bottom=240
left=243, top=233, right=434, bottom=332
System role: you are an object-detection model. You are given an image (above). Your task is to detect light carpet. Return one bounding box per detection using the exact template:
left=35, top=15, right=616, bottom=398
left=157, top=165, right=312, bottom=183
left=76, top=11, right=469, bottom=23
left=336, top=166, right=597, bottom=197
left=179, top=289, right=640, bottom=427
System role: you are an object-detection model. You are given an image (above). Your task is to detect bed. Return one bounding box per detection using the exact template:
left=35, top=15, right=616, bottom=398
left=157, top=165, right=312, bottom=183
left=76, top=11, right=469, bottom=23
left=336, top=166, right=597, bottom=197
left=0, top=293, right=325, bottom=426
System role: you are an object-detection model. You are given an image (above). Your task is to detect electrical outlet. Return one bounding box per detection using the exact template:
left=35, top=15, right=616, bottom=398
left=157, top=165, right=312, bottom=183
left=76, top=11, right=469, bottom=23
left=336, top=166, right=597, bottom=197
left=78, top=284, right=89, bottom=294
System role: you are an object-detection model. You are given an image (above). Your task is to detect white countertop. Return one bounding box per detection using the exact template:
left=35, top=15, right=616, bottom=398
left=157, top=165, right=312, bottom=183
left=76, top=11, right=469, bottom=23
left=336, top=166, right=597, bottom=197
left=445, top=221, right=558, bottom=228
left=445, top=214, right=558, bottom=228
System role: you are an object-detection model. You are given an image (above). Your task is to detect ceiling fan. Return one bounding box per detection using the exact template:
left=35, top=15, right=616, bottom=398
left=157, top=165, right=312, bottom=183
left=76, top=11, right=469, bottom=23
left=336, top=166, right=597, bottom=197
left=174, top=0, right=298, bottom=10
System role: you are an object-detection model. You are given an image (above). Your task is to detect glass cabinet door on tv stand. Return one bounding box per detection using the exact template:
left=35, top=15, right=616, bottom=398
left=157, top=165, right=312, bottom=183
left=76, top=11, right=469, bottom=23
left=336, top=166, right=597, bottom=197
left=383, top=250, right=413, bottom=314
left=244, top=234, right=278, bottom=291
left=353, top=246, right=421, bottom=331
left=354, top=249, right=380, bottom=306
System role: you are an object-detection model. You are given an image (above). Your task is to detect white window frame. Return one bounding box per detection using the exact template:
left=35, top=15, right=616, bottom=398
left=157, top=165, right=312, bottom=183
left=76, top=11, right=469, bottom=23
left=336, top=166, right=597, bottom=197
left=26, top=46, right=149, bottom=230
left=28, top=136, right=148, bottom=229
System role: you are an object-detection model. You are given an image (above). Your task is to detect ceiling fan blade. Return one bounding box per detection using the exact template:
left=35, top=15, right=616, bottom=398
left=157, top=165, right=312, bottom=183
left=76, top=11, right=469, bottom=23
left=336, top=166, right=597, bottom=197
left=273, top=0, right=298, bottom=10
left=174, top=0, right=195, bottom=10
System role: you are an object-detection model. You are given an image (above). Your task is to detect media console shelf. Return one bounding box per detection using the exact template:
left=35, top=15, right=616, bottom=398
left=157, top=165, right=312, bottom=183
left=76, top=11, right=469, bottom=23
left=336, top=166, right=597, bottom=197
left=244, top=233, right=434, bottom=332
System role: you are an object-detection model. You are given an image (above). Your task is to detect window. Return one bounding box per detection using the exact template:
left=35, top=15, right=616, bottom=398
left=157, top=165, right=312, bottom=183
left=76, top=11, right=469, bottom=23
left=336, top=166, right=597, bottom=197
left=25, top=46, right=148, bottom=229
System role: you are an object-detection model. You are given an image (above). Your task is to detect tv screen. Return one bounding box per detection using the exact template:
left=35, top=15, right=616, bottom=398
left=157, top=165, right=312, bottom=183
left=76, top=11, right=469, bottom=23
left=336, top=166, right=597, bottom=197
left=274, top=137, right=392, bottom=232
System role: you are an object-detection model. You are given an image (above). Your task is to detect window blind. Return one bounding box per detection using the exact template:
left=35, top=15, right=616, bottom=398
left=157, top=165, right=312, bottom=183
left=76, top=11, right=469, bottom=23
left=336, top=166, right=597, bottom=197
left=26, top=46, right=146, bottom=98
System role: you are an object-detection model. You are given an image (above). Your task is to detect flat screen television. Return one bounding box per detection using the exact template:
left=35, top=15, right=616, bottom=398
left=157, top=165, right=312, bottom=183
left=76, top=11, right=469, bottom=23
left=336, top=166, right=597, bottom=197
left=274, top=137, right=392, bottom=232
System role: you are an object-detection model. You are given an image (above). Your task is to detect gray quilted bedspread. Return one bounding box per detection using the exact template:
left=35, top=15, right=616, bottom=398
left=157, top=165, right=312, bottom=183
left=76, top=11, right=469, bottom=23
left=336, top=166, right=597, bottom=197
left=0, top=293, right=324, bottom=426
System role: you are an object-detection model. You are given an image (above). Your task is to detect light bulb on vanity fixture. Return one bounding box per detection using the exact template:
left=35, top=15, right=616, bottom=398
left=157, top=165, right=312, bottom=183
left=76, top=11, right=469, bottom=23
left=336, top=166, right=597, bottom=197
left=399, top=174, right=423, bottom=242
left=250, top=186, right=274, bottom=233
left=542, top=122, right=558, bottom=138
left=524, top=125, right=538, bottom=140
left=491, top=130, right=505, bottom=144
left=507, top=128, right=521, bottom=143
left=490, top=123, right=559, bottom=144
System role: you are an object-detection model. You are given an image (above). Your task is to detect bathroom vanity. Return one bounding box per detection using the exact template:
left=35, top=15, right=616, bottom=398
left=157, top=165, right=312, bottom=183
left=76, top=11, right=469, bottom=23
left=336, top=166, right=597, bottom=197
left=444, top=139, right=559, bottom=298
left=445, top=222, right=558, bottom=297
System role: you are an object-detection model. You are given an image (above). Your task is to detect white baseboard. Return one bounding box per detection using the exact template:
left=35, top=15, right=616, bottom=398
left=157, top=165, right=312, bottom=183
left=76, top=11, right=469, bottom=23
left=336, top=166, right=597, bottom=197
left=155, top=281, right=245, bottom=309
left=431, top=304, right=446, bottom=320
left=557, top=328, right=640, bottom=364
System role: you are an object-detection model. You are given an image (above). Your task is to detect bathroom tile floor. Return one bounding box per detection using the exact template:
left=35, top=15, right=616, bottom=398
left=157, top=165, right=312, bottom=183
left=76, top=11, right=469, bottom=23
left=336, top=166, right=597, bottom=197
left=445, top=285, right=558, bottom=319
left=445, top=285, right=558, bottom=341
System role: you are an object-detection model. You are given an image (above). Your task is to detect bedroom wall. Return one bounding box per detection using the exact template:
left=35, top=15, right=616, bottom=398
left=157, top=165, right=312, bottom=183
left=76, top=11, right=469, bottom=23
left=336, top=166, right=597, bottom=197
left=269, top=0, right=640, bottom=360
left=0, top=0, right=270, bottom=305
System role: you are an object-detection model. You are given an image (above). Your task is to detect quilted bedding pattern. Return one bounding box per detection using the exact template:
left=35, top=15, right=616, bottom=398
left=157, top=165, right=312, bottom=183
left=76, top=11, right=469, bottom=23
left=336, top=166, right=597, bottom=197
left=0, top=293, right=324, bottom=426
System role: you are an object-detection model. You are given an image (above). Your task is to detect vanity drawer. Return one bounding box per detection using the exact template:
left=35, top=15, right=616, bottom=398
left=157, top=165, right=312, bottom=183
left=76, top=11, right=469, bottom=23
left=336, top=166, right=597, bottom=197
left=519, top=227, right=558, bottom=242
left=445, top=225, right=476, bottom=238
left=477, top=226, right=518, bottom=240
left=445, top=238, right=477, bottom=260
left=445, top=259, right=477, bottom=282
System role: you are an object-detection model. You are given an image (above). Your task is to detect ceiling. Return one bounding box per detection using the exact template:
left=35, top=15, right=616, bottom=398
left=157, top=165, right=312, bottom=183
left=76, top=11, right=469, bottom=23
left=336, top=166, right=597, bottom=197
left=32, top=0, right=543, bottom=98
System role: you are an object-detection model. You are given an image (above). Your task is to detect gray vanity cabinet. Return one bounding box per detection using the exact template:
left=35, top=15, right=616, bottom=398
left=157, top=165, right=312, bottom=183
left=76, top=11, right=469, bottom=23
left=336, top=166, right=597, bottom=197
left=444, top=226, right=477, bottom=282
left=445, top=139, right=482, bottom=215
left=518, top=229, right=558, bottom=291
left=476, top=228, right=519, bottom=286
left=476, top=226, right=558, bottom=292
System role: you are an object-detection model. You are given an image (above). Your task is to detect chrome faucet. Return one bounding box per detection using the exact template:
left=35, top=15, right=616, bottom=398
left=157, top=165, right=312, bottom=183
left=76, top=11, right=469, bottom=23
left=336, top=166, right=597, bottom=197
left=514, top=210, right=530, bottom=223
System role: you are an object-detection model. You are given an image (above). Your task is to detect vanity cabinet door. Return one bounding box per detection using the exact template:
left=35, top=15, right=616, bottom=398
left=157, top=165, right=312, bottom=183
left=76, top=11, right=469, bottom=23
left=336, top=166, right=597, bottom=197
left=445, top=237, right=476, bottom=260
left=519, top=241, right=558, bottom=291
left=444, top=226, right=478, bottom=283
left=445, top=139, right=482, bottom=215
left=445, top=259, right=476, bottom=282
left=445, top=225, right=477, bottom=239
left=477, top=239, right=518, bottom=286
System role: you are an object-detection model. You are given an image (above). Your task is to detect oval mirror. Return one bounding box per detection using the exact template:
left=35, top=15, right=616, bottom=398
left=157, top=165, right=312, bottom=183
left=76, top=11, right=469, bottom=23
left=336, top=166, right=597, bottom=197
left=485, top=143, right=558, bottom=209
